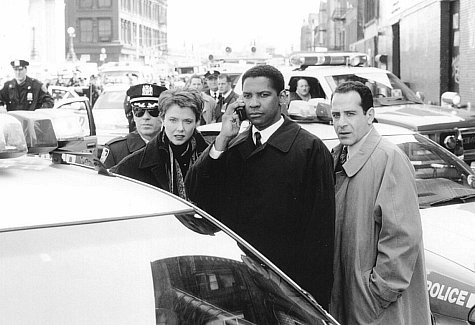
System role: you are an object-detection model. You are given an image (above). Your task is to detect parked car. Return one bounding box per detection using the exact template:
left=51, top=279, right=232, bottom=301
left=198, top=117, right=475, bottom=325
left=0, top=111, right=338, bottom=325
left=92, top=84, right=130, bottom=145
left=234, top=52, right=475, bottom=163
left=99, top=62, right=154, bottom=88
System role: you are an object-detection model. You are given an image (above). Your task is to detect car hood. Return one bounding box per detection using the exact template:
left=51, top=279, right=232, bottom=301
left=420, top=203, right=475, bottom=272
left=375, top=103, right=475, bottom=131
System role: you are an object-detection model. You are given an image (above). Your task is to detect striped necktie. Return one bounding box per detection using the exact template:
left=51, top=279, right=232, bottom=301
left=340, top=146, right=348, bottom=165
left=255, top=131, right=262, bottom=148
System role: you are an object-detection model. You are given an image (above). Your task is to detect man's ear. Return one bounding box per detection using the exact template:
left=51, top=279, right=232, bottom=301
left=279, top=90, right=289, bottom=106
left=366, top=107, right=375, bottom=124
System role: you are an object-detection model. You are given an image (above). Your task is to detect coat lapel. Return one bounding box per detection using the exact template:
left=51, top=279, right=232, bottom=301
left=342, top=127, right=382, bottom=177
left=139, top=134, right=170, bottom=189
left=126, top=132, right=146, bottom=152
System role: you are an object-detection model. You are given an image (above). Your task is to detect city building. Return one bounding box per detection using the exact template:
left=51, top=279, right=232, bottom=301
left=316, top=0, right=475, bottom=106
left=0, top=0, right=66, bottom=81
left=65, top=0, right=168, bottom=65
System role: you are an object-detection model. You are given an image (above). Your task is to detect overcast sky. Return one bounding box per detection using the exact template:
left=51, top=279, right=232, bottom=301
left=167, top=0, right=320, bottom=56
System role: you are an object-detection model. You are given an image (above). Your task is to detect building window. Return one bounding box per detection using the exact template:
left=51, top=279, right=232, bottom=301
left=98, top=18, right=112, bottom=42
left=98, top=0, right=112, bottom=8
left=79, top=19, right=93, bottom=42
left=78, top=0, right=93, bottom=8
left=364, top=0, right=378, bottom=24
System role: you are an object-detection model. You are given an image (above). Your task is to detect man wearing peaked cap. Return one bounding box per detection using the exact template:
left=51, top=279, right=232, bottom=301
left=124, top=83, right=167, bottom=132
left=0, top=59, right=54, bottom=111
left=101, top=83, right=167, bottom=169
left=204, top=70, right=220, bottom=100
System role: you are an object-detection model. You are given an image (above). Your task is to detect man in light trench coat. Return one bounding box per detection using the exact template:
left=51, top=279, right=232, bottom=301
left=329, top=81, right=431, bottom=325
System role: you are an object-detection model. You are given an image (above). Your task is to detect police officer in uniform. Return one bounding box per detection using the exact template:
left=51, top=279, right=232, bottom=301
left=100, top=83, right=167, bottom=169
left=0, top=59, right=54, bottom=111
left=203, top=70, right=220, bottom=100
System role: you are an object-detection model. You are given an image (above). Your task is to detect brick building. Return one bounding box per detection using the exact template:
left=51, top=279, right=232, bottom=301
left=317, top=0, right=474, bottom=106
left=65, top=0, right=167, bottom=65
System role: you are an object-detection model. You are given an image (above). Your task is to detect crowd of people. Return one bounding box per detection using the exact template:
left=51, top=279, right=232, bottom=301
left=1, top=58, right=431, bottom=324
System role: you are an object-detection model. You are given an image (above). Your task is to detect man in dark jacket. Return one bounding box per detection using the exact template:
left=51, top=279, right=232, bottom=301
left=185, top=65, right=335, bottom=308
left=0, top=59, right=54, bottom=111
left=100, top=83, right=167, bottom=169
left=214, top=73, right=239, bottom=122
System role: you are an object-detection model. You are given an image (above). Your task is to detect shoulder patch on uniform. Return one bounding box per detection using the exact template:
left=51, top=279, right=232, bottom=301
left=100, top=147, right=110, bottom=163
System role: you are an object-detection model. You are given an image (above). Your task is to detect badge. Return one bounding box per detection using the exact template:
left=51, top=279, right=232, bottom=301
left=142, top=84, right=153, bottom=96
left=27, top=92, right=33, bottom=101
left=100, top=147, right=110, bottom=163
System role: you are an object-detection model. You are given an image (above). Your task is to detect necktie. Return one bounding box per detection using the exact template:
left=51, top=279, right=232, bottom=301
left=255, top=131, right=262, bottom=148
left=340, top=146, right=348, bottom=166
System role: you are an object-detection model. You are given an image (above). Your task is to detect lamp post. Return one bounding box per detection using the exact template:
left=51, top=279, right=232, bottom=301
left=99, top=47, right=107, bottom=64
left=66, top=27, right=77, bottom=61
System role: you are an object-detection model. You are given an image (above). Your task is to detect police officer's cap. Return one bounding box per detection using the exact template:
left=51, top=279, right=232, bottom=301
left=127, top=83, right=167, bottom=103
left=204, top=70, right=220, bottom=79
left=10, top=59, right=29, bottom=68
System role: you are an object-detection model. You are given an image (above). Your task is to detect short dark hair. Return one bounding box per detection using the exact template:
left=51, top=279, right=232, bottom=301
left=158, top=88, right=203, bottom=122
left=185, top=74, right=202, bottom=88
left=241, top=65, right=284, bottom=94
left=218, top=74, right=232, bottom=83
left=332, top=81, right=373, bottom=113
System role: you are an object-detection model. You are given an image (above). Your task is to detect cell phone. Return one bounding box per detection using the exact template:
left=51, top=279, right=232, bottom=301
left=235, top=105, right=247, bottom=121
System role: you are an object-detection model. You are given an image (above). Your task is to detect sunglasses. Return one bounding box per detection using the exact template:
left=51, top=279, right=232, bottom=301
left=131, top=102, right=160, bottom=117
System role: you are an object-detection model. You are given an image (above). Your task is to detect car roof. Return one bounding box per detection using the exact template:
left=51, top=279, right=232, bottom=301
left=0, top=156, right=192, bottom=232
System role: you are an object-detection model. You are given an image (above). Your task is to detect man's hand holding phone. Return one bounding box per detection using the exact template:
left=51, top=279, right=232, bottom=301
left=215, top=99, right=246, bottom=151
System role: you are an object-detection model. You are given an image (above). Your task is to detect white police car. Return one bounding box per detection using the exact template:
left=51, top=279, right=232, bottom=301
left=198, top=115, right=475, bottom=325
left=0, top=111, right=339, bottom=325
left=235, top=52, right=475, bottom=163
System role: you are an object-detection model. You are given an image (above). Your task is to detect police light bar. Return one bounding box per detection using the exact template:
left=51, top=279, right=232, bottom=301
left=290, top=52, right=368, bottom=67
left=287, top=99, right=332, bottom=123
left=8, top=111, right=58, bottom=154
left=0, top=112, right=28, bottom=158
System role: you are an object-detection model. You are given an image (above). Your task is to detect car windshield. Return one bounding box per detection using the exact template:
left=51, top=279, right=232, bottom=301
left=93, top=90, right=126, bottom=109
left=325, top=71, right=423, bottom=106
left=386, top=133, right=475, bottom=208
left=0, top=212, right=331, bottom=324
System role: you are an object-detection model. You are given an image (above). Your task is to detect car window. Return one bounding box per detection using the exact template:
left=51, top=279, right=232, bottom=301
left=0, top=212, right=330, bottom=324
left=55, top=101, right=90, bottom=136
left=325, top=72, right=423, bottom=106
left=383, top=133, right=475, bottom=208
left=288, top=76, right=326, bottom=99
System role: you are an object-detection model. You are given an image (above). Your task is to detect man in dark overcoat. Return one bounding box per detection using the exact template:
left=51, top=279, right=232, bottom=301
left=185, top=64, right=335, bottom=308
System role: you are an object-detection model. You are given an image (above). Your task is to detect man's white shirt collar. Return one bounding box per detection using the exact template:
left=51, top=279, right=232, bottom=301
left=251, top=117, right=284, bottom=145
left=220, top=89, right=232, bottom=99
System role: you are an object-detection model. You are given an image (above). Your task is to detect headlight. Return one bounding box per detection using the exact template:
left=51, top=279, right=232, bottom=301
left=469, top=305, right=475, bottom=324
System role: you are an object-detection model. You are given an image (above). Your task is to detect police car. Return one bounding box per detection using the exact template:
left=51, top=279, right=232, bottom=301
left=198, top=112, right=475, bottom=324
left=0, top=111, right=339, bottom=325
left=235, top=52, right=475, bottom=163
